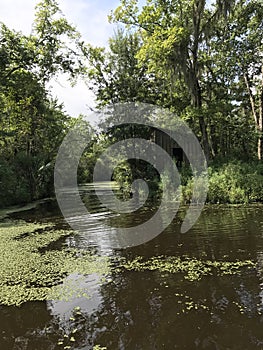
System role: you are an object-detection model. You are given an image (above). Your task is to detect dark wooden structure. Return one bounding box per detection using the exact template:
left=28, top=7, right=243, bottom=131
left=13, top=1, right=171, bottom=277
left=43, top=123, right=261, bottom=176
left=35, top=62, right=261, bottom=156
left=151, top=128, right=187, bottom=167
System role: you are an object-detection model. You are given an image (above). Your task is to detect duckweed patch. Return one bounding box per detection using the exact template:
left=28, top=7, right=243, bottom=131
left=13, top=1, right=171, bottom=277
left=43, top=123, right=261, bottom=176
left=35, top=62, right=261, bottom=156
left=121, top=255, right=256, bottom=281
left=0, top=220, right=110, bottom=306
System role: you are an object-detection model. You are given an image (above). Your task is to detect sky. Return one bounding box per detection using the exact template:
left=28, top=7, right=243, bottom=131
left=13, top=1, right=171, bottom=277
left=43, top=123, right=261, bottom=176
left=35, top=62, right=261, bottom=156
left=0, top=0, right=121, bottom=117
left=0, top=0, right=213, bottom=118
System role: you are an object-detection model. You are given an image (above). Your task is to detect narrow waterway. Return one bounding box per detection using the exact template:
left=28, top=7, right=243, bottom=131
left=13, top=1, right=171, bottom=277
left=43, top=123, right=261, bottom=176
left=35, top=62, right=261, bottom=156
left=1, top=183, right=263, bottom=349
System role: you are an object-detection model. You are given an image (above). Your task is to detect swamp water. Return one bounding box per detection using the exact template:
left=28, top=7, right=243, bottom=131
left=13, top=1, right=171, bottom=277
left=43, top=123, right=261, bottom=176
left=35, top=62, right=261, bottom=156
left=0, top=183, right=263, bottom=350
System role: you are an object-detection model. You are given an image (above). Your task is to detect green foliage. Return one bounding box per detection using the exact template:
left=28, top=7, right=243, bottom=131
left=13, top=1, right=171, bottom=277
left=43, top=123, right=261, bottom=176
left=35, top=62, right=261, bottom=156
left=180, top=161, right=263, bottom=204
left=78, top=131, right=111, bottom=183
left=83, top=28, right=179, bottom=110
left=0, top=0, right=82, bottom=207
left=112, top=159, right=161, bottom=199
left=106, top=0, right=263, bottom=160
left=1, top=0, right=263, bottom=207
left=207, top=161, right=263, bottom=204
left=112, top=161, right=133, bottom=196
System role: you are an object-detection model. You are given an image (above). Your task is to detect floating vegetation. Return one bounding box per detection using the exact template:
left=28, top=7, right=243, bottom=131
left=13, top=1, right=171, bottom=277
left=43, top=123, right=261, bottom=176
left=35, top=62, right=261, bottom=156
left=170, top=292, right=209, bottom=314
left=120, top=255, right=256, bottom=281
left=0, top=220, right=110, bottom=306
left=0, top=219, right=257, bottom=314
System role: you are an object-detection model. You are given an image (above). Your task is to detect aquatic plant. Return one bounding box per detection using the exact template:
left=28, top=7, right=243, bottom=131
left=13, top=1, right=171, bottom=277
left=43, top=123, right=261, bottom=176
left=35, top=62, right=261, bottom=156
left=121, top=255, right=256, bottom=281
left=0, top=220, right=110, bottom=306
left=0, top=219, right=257, bottom=318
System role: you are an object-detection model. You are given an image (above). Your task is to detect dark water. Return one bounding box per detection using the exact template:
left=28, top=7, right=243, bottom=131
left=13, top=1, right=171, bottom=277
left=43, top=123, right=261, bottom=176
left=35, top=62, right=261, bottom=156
left=1, top=184, right=263, bottom=350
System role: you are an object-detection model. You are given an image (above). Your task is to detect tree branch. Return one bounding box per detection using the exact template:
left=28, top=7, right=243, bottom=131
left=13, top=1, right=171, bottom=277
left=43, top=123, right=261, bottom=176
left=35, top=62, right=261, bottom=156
left=4, top=65, right=23, bottom=79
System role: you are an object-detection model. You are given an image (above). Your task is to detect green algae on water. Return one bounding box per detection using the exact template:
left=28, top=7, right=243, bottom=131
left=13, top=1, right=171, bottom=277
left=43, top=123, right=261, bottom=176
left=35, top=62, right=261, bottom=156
left=0, top=220, right=110, bottom=306
left=0, top=220, right=257, bottom=309
left=121, top=255, right=256, bottom=281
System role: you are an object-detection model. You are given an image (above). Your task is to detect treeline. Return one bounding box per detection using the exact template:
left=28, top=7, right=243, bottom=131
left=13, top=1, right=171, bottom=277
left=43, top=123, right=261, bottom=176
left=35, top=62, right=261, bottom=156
left=83, top=0, right=263, bottom=203
left=1, top=0, right=263, bottom=207
left=82, top=0, right=263, bottom=203
left=0, top=0, right=84, bottom=207
left=85, top=0, right=263, bottom=161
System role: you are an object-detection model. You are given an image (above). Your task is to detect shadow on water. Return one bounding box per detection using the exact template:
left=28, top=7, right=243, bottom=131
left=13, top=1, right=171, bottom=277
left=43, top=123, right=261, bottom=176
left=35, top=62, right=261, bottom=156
left=1, top=183, right=263, bottom=349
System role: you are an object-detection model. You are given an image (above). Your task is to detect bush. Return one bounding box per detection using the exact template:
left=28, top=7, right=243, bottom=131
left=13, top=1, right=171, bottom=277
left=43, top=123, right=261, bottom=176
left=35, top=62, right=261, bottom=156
left=180, top=161, right=263, bottom=204
left=114, top=160, right=263, bottom=205
left=0, top=154, right=55, bottom=208
left=0, top=158, right=31, bottom=207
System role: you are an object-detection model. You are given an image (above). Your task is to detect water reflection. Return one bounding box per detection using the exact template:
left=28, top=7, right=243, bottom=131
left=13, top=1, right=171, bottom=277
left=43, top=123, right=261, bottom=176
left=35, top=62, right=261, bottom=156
left=1, top=184, right=263, bottom=349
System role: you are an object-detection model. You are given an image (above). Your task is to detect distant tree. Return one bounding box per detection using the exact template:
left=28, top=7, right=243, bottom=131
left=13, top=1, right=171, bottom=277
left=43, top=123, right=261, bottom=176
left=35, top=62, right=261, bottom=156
left=0, top=0, right=83, bottom=205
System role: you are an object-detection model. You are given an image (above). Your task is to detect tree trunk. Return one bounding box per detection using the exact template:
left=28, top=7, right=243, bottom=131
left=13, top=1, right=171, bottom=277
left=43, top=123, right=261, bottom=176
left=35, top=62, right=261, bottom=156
left=258, top=65, right=263, bottom=160
left=193, top=75, right=210, bottom=161
left=244, top=70, right=262, bottom=160
left=198, top=116, right=210, bottom=161
left=191, top=0, right=210, bottom=161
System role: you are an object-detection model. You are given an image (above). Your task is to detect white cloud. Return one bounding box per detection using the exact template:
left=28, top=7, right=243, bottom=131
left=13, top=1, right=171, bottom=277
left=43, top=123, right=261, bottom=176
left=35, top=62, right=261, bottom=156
left=60, top=0, right=117, bottom=47
left=0, top=0, right=119, bottom=117
left=48, top=76, right=96, bottom=119
left=59, top=0, right=118, bottom=47
left=0, top=0, right=35, bottom=34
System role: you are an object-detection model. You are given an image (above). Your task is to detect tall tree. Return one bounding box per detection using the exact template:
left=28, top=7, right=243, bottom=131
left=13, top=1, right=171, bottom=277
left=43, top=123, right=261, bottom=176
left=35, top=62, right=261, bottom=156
left=109, top=0, right=238, bottom=160
left=209, top=0, right=263, bottom=159
left=0, top=0, right=83, bottom=204
left=82, top=28, right=170, bottom=108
